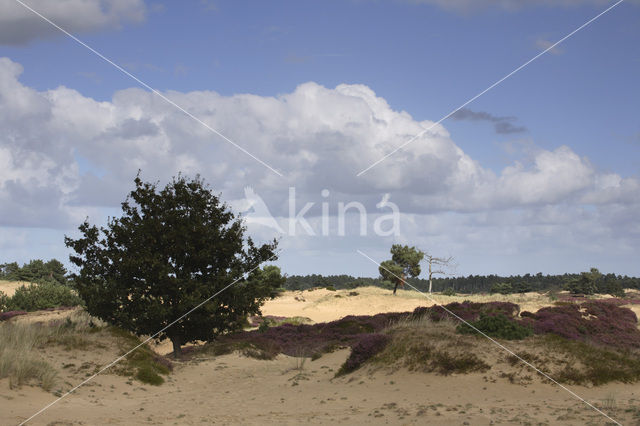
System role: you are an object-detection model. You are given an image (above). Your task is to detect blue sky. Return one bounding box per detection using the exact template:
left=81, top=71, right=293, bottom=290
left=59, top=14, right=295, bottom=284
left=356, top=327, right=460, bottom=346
left=0, top=0, right=639, bottom=278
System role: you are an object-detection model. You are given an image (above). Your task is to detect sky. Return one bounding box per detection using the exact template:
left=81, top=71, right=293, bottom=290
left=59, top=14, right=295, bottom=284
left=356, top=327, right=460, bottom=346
left=0, top=0, right=639, bottom=278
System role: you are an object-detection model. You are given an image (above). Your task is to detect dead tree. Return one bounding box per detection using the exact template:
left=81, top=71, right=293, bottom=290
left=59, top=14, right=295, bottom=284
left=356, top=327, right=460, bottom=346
left=425, top=254, right=454, bottom=293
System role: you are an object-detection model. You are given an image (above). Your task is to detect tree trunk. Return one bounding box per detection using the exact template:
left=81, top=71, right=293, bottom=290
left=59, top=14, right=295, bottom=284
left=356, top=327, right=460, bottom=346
left=170, top=336, right=182, bottom=359
left=428, top=260, right=433, bottom=293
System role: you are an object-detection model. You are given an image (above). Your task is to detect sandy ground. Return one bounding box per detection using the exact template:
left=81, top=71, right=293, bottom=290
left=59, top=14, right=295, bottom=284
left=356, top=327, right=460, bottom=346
left=260, top=286, right=563, bottom=323
left=0, top=281, right=32, bottom=297
left=2, top=283, right=640, bottom=425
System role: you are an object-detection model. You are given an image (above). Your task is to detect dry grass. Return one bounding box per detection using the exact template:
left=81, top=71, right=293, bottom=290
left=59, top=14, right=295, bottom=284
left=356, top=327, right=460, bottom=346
left=0, top=311, right=118, bottom=391
left=0, top=310, right=109, bottom=391
left=0, top=320, right=59, bottom=390
left=363, top=310, right=640, bottom=386
left=373, top=315, right=491, bottom=375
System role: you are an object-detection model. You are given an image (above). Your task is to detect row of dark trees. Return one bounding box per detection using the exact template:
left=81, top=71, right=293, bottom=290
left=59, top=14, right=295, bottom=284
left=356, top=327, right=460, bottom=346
left=284, top=270, right=640, bottom=295
left=0, top=259, right=69, bottom=286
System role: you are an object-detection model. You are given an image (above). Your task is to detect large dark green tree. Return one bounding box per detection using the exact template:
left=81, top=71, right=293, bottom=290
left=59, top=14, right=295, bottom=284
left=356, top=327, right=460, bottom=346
left=65, top=174, right=280, bottom=358
left=379, top=244, right=424, bottom=294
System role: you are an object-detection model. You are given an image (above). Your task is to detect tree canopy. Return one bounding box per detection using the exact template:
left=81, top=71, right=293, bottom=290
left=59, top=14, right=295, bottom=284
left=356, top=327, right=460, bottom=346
left=65, top=174, right=280, bottom=357
left=379, top=244, right=424, bottom=294
left=0, top=259, right=69, bottom=286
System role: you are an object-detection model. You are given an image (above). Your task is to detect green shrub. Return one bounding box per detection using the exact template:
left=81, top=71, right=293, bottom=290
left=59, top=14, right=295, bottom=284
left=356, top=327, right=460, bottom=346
left=565, top=268, right=600, bottom=295
left=430, top=350, right=490, bottom=375
left=0, top=291, right=12, bottom=311
left=325, top=285, right=336, bottom=291
left=8, top=283, right=83, bottom=312
left=457, top=314, right=532, bottom=340
left=135, top=364, right=164, bottom=385
left=258, top=320, right=270, bottom=333
left=441, top=288, right=456, bottom=296
left=489, top=282, right=512, bottom=295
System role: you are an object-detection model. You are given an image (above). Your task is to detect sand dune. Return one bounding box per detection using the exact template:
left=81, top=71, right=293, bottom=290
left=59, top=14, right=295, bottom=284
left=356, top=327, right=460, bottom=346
left=2, top=285, right=640, bottom=425
left=0, top=281, right=32, bottom=298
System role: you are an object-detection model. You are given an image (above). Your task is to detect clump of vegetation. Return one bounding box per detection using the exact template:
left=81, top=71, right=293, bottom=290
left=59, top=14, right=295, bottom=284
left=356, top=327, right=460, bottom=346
left=489, top=282, right=513, bottom=295
left=413, top=301, right=520, bottom=323
left=0, top=310, right=172, bottom=390
left=565, top=268, right=600, bottom=295
left=201, top=312, right=405, bottom=361
left=372, top=316, right=491, bottom=376
left=0, top=259, right=70, bottom=287
left=0, top=311, right=105, bottom=391
left=0, top=321, right=58, bottom=390
left=564, top=267, right=625, bottom=297
left=325, top=285, right=336, bottom=291
left=4, top=282, right=83, bottom=312
left=254, top=316, right=312, bottom=331
left=457, top=313, right=533, bottom=340
left=0, top=291, right=10, bottom=311
left=524, top=299, right=640, bottom=350
left=441, top=287, right=456, bottom=296
left=0, top=310, right=27, bottom=321
left=545, top=335, right=640, bottom=386
left=336, top=334, right=389, bottom=376
left=427, top=350, right=490, bottom=375
left=135, top=364, right=165, bottom=386
left=108, top=327, right=172, bottom=384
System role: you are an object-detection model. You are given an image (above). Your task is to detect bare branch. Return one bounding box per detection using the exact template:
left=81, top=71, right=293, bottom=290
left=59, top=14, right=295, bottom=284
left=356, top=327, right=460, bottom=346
left=423, top=252, right=456, bottom=293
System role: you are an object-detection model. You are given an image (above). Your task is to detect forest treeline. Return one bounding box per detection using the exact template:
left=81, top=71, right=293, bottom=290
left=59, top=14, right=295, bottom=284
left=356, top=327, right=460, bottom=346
left=0, top=259, right=69, bottom=286
left=285, top=271, right=640, bottom=295
left=3, top=259, right=640, bottom=296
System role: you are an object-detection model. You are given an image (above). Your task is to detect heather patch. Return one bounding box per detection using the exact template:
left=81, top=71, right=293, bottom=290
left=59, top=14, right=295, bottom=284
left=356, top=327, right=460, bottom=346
left=523, top=300, right=640, bottom=350
left=203, top=312, right=405, bottom=360
left=412, top=301, right=520, bottom=322
left=336, top=333, right=390, bottom=376
left=198, top=299, right=640, bottom=383
left=0, top=310, right=27, bottom=321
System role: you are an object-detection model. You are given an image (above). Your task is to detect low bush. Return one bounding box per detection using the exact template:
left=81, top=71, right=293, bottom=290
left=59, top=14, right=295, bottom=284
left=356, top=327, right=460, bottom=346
left=441, top=288, right=456, bottom=296
left=413, top=301, right=520, bottom=323
left=204, top=312, right=405, bottom=361
left=429, top=350, right=490, bottom=375
left=108, top=327, right=173, bottom=382
left=525, top=300, right=640, bottom=350
left=0, top=310, right=27, bottom=321
left=336, top=334, right=389, bottom=376
left=7, top=283, right=83, bottom=312
left=541, top=335, right=640, bottom=385
left=135, top=364, right=164, bottom=385
left=457, top=314, right=533, bottom=340
left=0, top=291, right=10, bottom=311
left=490, top=282, right=513, bottom=295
